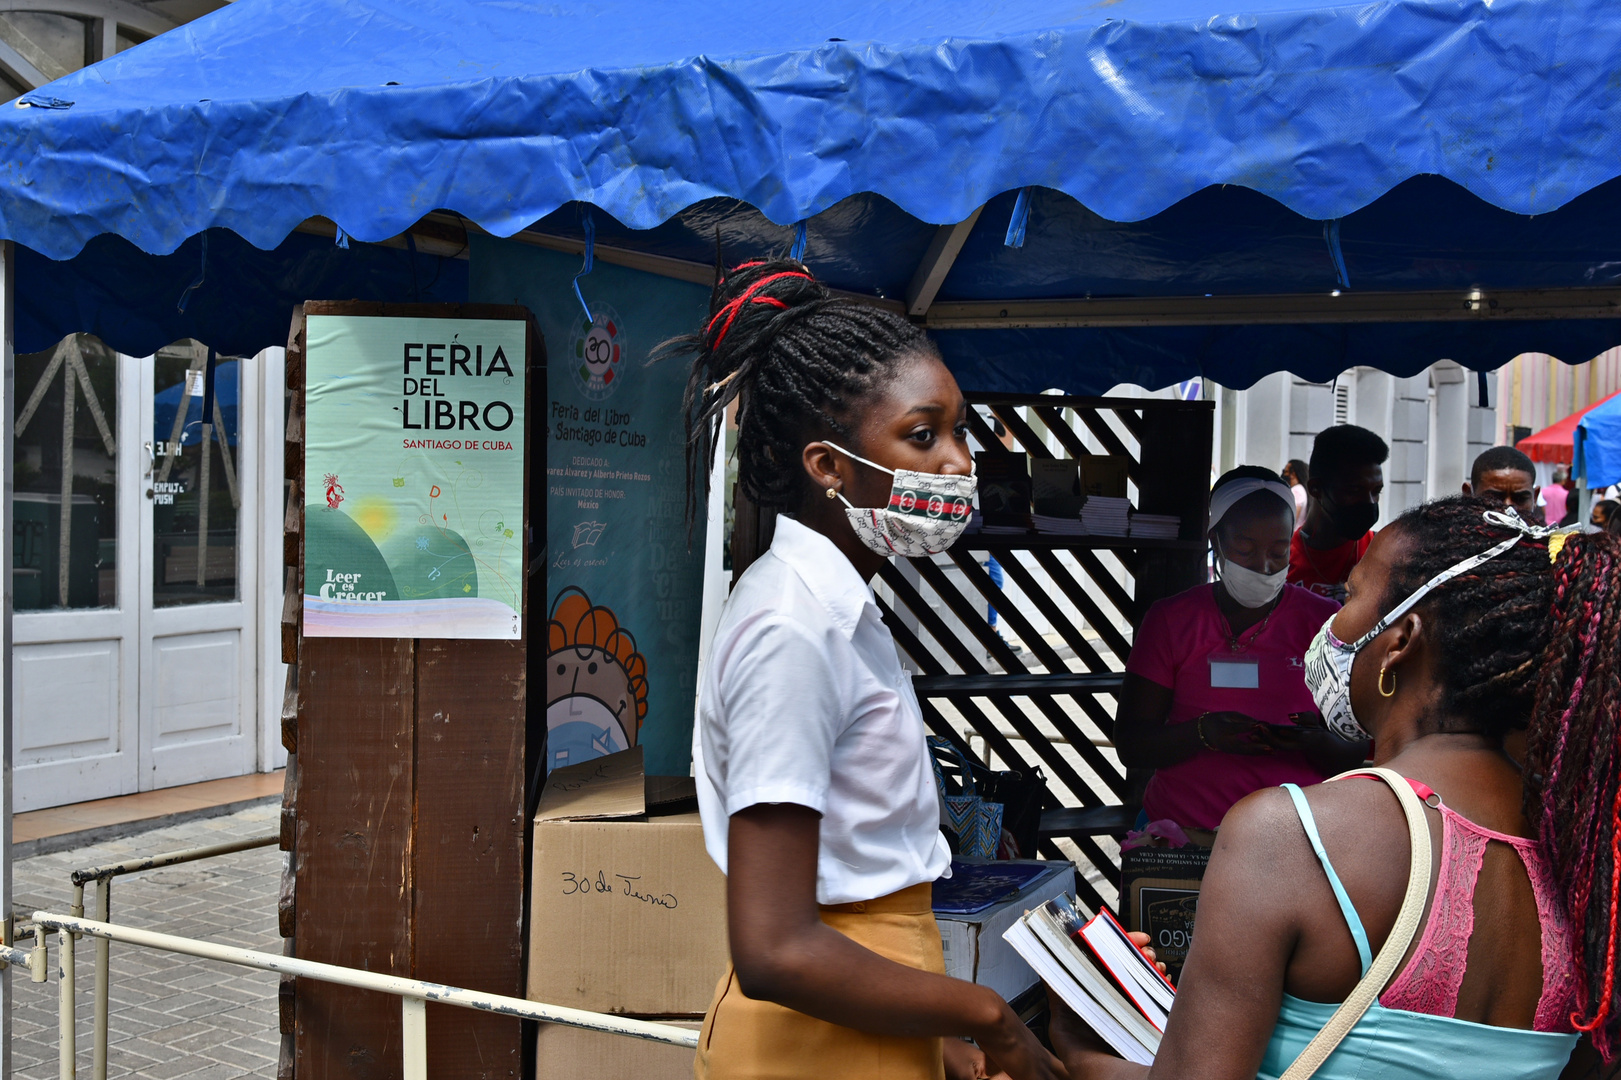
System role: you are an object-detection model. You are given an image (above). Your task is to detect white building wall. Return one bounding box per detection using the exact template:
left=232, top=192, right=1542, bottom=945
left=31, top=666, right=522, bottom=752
left=1386, top=374, right=1430, bottom=519
left=1288, top=378, right=1333, bottom=465
left=1221, top=361, right=1498, bottom=516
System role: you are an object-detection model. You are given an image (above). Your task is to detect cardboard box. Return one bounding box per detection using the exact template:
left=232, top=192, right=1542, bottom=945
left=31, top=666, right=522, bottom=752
left=528, top=748, right=730, bottom=1016
left=535, top=1019, right=700, bottom=1080
left=937, top=861, right=1075, bottom=1002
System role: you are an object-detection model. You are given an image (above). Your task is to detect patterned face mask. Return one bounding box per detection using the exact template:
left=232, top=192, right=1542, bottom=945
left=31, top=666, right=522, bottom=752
left=823, top=440, right=977, bottom=558
left=1304, top=509, right=1550, bottom=740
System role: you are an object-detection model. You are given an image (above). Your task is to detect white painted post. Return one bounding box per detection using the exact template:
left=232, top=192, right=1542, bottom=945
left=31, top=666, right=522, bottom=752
left=257, top=346, right=287, bottom=773
left=91, top=880, right=109, bottom=1080
left=57, top=928, right=74, bottom=1080
left=401, top=996, right=427, bottom=1080
left=1, top=238, right=15, bottom=1080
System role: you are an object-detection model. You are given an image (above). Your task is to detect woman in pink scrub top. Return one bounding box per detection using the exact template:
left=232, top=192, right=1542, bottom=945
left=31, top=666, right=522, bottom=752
left=1115, top=467, right=1369, bottom=832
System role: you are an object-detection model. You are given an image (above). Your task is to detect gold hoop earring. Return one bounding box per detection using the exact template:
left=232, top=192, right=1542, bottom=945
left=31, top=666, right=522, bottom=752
left=826, top=486, right=839, bottom=500
left=1378, top=667, right=1397, bottom=698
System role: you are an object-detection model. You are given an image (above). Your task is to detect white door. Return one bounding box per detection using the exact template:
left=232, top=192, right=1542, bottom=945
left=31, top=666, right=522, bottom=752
left=11, top=338, right=260, bottom=810
left=137, top=345, right=258, bottom=791
left=11, top=337, right=140, bottom=810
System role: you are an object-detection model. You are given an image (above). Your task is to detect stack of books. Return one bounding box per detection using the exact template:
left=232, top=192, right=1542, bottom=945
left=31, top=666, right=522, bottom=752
left=1031, top=514, right=1089, bottom=537
left=1079, top=496, right=1131, bottom=537
left=967, top=510, right=1030, bottom=536
left=1130, top=513, right=1181, bottom=539
left=1002, top=894, right=1175, bottom=1065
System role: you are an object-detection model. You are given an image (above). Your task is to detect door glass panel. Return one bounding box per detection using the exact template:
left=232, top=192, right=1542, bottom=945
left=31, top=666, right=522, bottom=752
left=13, top=334, right=120, bottom=610
left=151, top=343, right=240, bottom=607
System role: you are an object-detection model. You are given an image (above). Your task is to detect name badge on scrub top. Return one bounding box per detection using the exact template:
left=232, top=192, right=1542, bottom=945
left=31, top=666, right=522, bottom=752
left=1208, top=655, right=1260, bottom=689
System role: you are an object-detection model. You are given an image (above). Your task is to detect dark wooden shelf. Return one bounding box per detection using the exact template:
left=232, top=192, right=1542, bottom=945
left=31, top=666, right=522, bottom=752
left=913, top=673, right=1125, bottom=696
left=959, top=532, right=1203, bottom=551
left=1039, top=804, right=1138, bottom=838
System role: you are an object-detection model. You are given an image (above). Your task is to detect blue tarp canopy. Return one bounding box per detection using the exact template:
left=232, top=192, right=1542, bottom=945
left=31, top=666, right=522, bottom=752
left=5, top=0, right=1621, bottom=391
left=1576, top=396, right=1621, bottom=491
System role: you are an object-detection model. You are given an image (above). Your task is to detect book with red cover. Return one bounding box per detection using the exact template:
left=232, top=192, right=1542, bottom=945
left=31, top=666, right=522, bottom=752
left=1044, top=895, right=1168, bottom=1030
left=1079, top=905, right=1175, bottom=1025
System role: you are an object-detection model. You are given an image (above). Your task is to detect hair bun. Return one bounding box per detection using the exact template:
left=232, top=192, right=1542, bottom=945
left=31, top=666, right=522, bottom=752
left=703, top=259, right=826, bottom=358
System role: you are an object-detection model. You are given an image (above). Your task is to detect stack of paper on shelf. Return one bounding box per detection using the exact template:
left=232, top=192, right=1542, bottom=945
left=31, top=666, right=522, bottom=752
left=1032, top=514, right=1089, bottom=537
left=1130, top=513, right=1181, bottom=539
left=1079, top=496, right=1131, bottom=537
left=967, top=510, right=1030, bottom=536
left=1002, top=893, right=1176, bottom=1065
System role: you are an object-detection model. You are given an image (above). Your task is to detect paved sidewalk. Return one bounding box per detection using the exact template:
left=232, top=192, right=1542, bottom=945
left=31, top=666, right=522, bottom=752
left=12, top=803, right=282, bottom=1079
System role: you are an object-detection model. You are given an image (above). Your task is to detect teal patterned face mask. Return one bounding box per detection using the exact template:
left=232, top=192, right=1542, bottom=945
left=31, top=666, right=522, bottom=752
left=1303, top=509, right=1551, bottom=740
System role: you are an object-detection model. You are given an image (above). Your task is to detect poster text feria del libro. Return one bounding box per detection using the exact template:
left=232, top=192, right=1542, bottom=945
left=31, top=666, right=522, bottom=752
left=303, top=315, right=527, bottom=640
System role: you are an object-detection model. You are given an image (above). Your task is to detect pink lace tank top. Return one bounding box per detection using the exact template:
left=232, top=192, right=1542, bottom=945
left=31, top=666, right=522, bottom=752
left=1378, top=779, right=1579, bottom=1033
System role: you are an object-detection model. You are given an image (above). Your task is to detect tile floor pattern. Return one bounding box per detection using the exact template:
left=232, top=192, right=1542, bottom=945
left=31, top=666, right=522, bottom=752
left=11, top=804, right=282, bottom=1079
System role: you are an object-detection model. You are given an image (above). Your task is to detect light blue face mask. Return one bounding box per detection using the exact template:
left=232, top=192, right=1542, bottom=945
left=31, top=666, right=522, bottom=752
left=1302, top=509, right=1554, bottom=741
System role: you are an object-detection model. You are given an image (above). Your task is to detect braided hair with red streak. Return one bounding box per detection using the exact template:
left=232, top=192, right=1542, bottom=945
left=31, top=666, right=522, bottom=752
left=1526, top=525, right=1621, bottom=1059
left=657, top=256, right=935, bottom=534
left=1379, top=495, right=1621, bottom=1059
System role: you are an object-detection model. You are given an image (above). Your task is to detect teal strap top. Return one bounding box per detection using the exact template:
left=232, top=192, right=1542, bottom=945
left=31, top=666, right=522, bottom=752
left=1258, top=783, right=1578, bottom=1080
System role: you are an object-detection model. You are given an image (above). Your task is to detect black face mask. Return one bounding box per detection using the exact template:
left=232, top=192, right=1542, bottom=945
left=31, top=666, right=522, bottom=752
left=1325, top=499, right=1380, bottom=541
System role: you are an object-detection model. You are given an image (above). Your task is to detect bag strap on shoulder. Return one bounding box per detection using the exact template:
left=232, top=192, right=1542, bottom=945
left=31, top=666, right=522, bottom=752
left=1278, top=766, right=1433, bottom=1080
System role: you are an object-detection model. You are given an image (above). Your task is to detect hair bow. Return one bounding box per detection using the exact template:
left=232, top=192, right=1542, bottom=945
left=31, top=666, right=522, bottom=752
left=1482, top=508, right=1558, bottom=539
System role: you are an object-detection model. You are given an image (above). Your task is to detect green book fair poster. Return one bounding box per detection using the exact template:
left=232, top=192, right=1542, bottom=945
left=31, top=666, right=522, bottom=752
left=471, top=237, right=709, bottom=777
left=303, top=314, right=527, bottom=639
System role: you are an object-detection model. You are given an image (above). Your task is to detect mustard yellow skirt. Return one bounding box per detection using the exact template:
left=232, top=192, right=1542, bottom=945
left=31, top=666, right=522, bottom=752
left=693, top=882, right=946, bottom=1080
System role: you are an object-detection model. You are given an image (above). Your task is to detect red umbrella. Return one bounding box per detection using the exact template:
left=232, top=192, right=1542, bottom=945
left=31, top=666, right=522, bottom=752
left=1517, top=389, right=1621, bottom=464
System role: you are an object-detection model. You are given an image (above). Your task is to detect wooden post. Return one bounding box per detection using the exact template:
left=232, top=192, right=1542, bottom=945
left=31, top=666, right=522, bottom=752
left=286, top=303, right=532, bottom=1080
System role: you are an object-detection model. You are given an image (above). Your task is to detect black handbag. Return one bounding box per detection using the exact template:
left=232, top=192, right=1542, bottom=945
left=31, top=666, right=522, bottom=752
left=977, top=763, right=1048, bottom=859
left=928, top=736, right=1050, bottom=860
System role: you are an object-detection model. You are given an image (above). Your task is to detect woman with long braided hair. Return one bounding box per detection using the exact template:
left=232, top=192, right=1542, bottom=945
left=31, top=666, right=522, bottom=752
left=665, top=259, right=1064, bottom=1080
left=1050, top=495, right=1618, bottom=1079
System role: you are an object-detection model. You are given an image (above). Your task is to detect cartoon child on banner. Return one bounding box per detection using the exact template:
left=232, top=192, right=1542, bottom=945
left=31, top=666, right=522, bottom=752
left=545, top=587, right=648, bottom=774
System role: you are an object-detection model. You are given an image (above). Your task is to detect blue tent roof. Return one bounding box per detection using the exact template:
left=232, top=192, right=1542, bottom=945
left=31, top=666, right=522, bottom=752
left=1576, top=395, right=1621, bottom=490
left=7, top=0, right=1621, bottom=258
left=5, top=0, right=1621, bottom=391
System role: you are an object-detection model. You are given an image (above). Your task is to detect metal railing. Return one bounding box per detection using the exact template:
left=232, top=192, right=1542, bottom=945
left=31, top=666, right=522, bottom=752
left=67, top=833, right=281, bottom=1080
left=24, top=912, right=698, bottom=1080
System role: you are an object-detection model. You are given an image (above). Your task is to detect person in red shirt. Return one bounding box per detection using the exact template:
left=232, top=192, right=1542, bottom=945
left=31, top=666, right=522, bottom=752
left=1288, top=424, right=1387, bottom=603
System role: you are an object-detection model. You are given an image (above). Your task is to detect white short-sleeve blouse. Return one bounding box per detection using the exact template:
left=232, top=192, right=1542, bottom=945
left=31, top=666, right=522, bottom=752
left=693, top=515, right=951, bottom=906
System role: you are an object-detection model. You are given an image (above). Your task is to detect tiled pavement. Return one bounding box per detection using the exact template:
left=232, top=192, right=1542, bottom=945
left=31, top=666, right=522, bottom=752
left=11, top=804, right=282, bottom=1079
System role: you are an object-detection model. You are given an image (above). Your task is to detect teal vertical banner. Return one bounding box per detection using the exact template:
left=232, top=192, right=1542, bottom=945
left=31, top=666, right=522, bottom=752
left=471, top=236, right=709, bottom=776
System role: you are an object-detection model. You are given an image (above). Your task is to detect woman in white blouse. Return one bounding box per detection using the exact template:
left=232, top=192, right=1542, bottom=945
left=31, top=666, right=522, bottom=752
left=668, top=260, right=1064, bottom=1080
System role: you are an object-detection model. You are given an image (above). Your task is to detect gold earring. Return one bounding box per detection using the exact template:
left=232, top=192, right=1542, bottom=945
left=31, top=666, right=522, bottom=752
left=1378, top=667, right=1397, bottom=698
left=826, top=486, right=839, bottom=499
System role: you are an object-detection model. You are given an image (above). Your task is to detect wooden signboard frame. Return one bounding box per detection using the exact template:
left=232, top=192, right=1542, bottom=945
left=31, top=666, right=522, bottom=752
left=279, top=301, right=539, bottom=1080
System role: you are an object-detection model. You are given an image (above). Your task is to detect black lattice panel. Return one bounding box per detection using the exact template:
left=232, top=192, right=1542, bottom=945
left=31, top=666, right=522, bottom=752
left=875, top=394, right=1213, bottom=903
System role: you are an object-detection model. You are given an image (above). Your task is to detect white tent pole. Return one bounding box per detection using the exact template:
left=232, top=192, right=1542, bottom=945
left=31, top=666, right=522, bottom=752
left=2, top=238, right=17, bottom=1080
left=194, top=346, right=211, bottom=588
left=58, top=355, right=76, bottom=608
left=1577, top=428, right=1594, bottom=526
